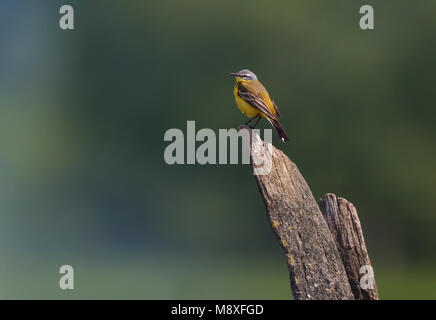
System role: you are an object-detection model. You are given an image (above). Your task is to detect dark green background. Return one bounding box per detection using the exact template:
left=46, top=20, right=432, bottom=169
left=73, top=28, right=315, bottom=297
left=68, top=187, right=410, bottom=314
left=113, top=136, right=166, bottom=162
left=0, top=1, right=435, bottom=298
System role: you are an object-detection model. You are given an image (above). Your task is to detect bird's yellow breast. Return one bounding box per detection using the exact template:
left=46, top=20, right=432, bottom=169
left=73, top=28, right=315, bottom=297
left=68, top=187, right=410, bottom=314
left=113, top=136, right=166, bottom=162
left=233, top=83, right=262, bottom=118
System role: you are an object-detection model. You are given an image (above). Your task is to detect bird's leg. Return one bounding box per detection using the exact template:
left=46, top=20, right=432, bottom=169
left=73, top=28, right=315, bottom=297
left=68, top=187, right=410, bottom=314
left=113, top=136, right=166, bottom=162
left=251, top=115, right=262, bottom=129
left=244, top=116, right=258, bottom=125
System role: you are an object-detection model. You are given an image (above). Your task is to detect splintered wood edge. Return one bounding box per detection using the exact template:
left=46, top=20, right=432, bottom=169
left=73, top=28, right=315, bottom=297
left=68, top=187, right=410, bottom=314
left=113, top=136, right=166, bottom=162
left=319, top=193, right=379, bottom=300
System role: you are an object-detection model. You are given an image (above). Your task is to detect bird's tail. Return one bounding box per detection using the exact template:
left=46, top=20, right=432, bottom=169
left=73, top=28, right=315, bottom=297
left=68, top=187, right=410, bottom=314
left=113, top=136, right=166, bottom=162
left=268, top=118, right=290, bottom=142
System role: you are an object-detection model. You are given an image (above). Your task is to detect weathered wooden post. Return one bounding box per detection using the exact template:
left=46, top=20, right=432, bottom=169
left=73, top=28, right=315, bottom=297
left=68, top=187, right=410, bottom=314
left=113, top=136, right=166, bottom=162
left=241, top=125, right=378, bottom=300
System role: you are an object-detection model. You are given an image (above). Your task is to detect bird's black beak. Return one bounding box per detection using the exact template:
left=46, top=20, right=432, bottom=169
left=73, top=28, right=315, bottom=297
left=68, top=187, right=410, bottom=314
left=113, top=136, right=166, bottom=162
left=229, top=72, right=239, bottom=77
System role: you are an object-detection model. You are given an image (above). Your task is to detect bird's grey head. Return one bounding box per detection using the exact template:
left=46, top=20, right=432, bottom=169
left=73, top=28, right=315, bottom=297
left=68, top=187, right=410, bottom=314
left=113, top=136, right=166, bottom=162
left=229, top=69, right=258, bottom=81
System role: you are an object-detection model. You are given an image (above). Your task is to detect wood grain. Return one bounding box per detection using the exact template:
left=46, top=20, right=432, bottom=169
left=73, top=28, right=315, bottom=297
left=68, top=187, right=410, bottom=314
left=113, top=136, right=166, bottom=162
left=319, top=193, right=379, bottom=300
left=240, top=125, right=354, bottom=300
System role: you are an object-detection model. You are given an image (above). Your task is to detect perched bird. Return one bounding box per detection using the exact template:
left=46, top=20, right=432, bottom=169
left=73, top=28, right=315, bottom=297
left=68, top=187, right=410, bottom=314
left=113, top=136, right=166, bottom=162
left=230, top=69, right=290, bottom=142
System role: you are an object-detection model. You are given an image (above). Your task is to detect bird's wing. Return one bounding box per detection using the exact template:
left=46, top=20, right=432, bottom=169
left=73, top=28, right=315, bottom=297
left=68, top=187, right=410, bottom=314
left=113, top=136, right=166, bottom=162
left=271, top=99, right=281, bottom=118
left=238, top=82, right=275, bottom=119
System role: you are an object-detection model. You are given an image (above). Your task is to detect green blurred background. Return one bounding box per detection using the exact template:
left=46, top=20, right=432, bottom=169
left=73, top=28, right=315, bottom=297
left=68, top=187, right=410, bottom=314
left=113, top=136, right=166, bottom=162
left=1, top=0, right=435, bottom=299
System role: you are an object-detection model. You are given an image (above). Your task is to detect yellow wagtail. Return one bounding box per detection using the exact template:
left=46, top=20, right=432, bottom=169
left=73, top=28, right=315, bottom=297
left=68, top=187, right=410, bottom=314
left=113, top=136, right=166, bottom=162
left=230, top=69, right=290, bottom=142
